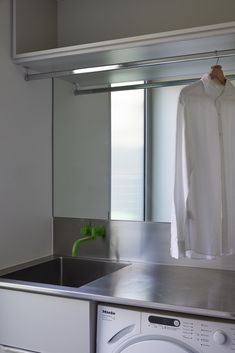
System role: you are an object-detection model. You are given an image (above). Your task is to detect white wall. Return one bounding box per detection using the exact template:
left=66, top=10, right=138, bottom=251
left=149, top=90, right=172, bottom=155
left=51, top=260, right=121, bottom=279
left=0, top=0, right=52, bottom=269
left=57, top=0, right=235, bottom=46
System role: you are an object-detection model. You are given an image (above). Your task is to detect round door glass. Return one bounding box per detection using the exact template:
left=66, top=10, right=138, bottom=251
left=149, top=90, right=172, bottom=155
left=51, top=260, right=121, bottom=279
left=117, top=339, right=198, bottom=353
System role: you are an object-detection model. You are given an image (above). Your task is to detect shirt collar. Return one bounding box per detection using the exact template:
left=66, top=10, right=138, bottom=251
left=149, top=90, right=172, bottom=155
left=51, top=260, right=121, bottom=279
left=201, top=73, right=234, bottom=100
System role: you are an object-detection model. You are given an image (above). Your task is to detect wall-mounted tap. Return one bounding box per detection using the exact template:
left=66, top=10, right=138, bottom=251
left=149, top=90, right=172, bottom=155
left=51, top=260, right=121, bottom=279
left=72, top=225, right=105, bottom=257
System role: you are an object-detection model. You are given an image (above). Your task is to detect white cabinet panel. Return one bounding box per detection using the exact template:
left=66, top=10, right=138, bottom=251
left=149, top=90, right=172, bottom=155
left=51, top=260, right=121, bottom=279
left=0, top=289, right=92, bottom=353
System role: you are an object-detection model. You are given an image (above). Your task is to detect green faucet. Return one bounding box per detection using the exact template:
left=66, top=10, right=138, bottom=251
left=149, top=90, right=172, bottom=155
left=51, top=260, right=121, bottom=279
left=72, top=225, right=105, bottom=257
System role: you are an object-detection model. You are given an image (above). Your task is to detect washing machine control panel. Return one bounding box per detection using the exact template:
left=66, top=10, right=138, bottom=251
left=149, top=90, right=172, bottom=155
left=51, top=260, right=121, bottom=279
left=148, top=315, right=180, bottom=327
left=143, top=312, right=235, bottom=352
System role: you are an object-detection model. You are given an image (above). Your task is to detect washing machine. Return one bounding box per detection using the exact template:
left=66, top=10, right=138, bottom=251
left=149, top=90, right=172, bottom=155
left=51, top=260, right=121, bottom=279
left=97, top=305, right=235, bottom=353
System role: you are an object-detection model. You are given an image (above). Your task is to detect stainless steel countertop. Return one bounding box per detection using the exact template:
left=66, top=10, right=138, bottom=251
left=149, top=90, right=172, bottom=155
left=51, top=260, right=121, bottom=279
left=0, top=256, right=235, bottom=320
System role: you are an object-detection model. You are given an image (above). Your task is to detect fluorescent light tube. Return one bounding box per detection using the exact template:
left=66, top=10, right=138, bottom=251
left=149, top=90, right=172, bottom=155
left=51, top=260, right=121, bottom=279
left=73, top=64, right=120, bottom=74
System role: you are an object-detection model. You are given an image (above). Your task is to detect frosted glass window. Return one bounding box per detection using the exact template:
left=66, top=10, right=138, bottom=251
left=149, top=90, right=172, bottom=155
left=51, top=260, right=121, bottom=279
left=111, top=84, right=144, bottom=221
left=151, top=85, right=185, bottom=222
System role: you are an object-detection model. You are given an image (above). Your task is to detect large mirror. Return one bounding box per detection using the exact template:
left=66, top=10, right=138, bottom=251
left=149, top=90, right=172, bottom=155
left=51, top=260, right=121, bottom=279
left=53, top=78, right=184, bottom=222
left=53, top=58, right=235, bottom=222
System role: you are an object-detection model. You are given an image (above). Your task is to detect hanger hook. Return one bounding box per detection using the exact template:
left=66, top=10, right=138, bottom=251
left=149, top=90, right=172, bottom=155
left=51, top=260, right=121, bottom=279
left=215, top=50, right=220, bottom=65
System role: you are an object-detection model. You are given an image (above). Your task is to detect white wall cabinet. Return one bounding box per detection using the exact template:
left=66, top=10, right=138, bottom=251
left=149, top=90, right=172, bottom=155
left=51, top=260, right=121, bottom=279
left=13, top=0, right=235, bottom=55
left=0, top=289, right=95, bottom=353
left=12, top=0, right=235, bottom=84
left=13, top=0, right=57, bottom=55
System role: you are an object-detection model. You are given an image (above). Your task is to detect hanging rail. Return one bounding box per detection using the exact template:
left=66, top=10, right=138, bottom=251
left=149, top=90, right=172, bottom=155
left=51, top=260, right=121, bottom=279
left=25, top=48, right=235, bottom=81
left=73, top=74, right=235, bottom=95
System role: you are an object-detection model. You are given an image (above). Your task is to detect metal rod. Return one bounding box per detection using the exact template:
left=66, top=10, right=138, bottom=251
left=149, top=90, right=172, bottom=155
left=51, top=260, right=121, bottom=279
left=74, top=75, right=235, bottom=95
left=25, top=49, right=235, bottom=81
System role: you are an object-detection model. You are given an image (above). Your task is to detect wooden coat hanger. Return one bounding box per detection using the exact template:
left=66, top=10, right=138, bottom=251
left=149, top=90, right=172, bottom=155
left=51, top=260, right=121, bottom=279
left=210, top=56, right=226, bottom=85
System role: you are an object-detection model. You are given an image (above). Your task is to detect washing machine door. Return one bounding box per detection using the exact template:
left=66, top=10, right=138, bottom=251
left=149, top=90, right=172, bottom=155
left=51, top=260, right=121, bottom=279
left=114, top=337, right=199, bottom=353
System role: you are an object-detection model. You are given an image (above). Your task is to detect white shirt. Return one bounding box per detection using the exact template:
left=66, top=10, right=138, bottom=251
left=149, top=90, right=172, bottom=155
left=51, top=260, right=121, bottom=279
left=171, top=74, right=235, bottom=259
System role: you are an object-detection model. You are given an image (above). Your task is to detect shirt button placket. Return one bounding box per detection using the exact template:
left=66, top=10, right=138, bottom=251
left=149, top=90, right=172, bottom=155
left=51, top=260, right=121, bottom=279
left=215, top=97, right=227, bottom=253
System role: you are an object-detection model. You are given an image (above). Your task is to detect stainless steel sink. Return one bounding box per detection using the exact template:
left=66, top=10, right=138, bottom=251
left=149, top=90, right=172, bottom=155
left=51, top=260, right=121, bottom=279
left=1, top=257, right=128, bottom=288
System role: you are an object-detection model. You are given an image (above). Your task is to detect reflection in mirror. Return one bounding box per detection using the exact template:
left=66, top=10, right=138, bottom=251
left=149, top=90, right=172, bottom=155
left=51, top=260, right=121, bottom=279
left=53, top=77, right=187, bottom=222
left=150, top=85, right=185, bottom=222
left=53, top=79, right=110, bottom=219
left=110, top=82, right=145, bottom=221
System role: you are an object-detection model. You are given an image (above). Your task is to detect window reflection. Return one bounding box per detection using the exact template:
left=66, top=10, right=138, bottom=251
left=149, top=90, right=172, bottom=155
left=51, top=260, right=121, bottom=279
left=111, top=83, right=145, bottom=221
left=111, top=83, right=185, bottom=222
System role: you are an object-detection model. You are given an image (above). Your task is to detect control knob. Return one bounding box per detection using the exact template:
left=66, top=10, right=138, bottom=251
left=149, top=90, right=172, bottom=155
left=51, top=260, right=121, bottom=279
left=213, top=330, right=227, bottom=345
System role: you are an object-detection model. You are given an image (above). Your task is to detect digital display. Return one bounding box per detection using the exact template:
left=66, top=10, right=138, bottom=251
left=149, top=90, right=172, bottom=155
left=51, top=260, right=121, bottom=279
left=148, top=315, right=180, bottom=327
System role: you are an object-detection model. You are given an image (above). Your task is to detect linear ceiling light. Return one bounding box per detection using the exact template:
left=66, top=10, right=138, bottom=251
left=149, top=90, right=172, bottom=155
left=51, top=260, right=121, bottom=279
left=73, top=64, right=120, bottom=74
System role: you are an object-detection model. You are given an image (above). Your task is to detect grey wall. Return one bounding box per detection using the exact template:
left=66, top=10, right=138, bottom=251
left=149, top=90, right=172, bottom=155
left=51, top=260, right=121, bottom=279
left=57, top=0, right=235, bottom=46
left=0, top=0, right=52, bottom=270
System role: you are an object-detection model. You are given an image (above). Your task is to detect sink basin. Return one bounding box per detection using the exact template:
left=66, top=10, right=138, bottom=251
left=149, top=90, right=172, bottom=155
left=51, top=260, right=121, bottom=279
left=1, top=257, right=128, bottom=288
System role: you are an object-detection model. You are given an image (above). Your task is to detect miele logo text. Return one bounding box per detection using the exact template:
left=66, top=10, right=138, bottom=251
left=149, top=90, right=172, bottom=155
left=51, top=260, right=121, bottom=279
left=102, top=309, right=116, bottom=315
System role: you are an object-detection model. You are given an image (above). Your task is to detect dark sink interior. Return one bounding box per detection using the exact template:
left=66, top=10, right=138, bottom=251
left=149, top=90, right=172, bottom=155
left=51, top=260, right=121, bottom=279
left=2, top=257, right=128, bottom=288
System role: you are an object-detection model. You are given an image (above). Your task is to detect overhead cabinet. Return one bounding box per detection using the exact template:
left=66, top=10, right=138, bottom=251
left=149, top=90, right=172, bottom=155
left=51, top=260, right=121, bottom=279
left=13, top=0, right=235, bottom=53
left=13, top=0, right=58, bottom=55
left=11, top=2, right=235, bottom=85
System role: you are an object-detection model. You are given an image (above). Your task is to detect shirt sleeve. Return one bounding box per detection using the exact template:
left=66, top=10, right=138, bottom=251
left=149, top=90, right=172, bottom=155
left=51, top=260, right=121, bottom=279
left=171, top=93, right=188, bottom=258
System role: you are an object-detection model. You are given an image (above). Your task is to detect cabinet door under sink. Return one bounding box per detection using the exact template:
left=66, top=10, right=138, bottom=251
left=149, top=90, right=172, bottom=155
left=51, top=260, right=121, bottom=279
left=0, top=289, right=94, bottom=353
